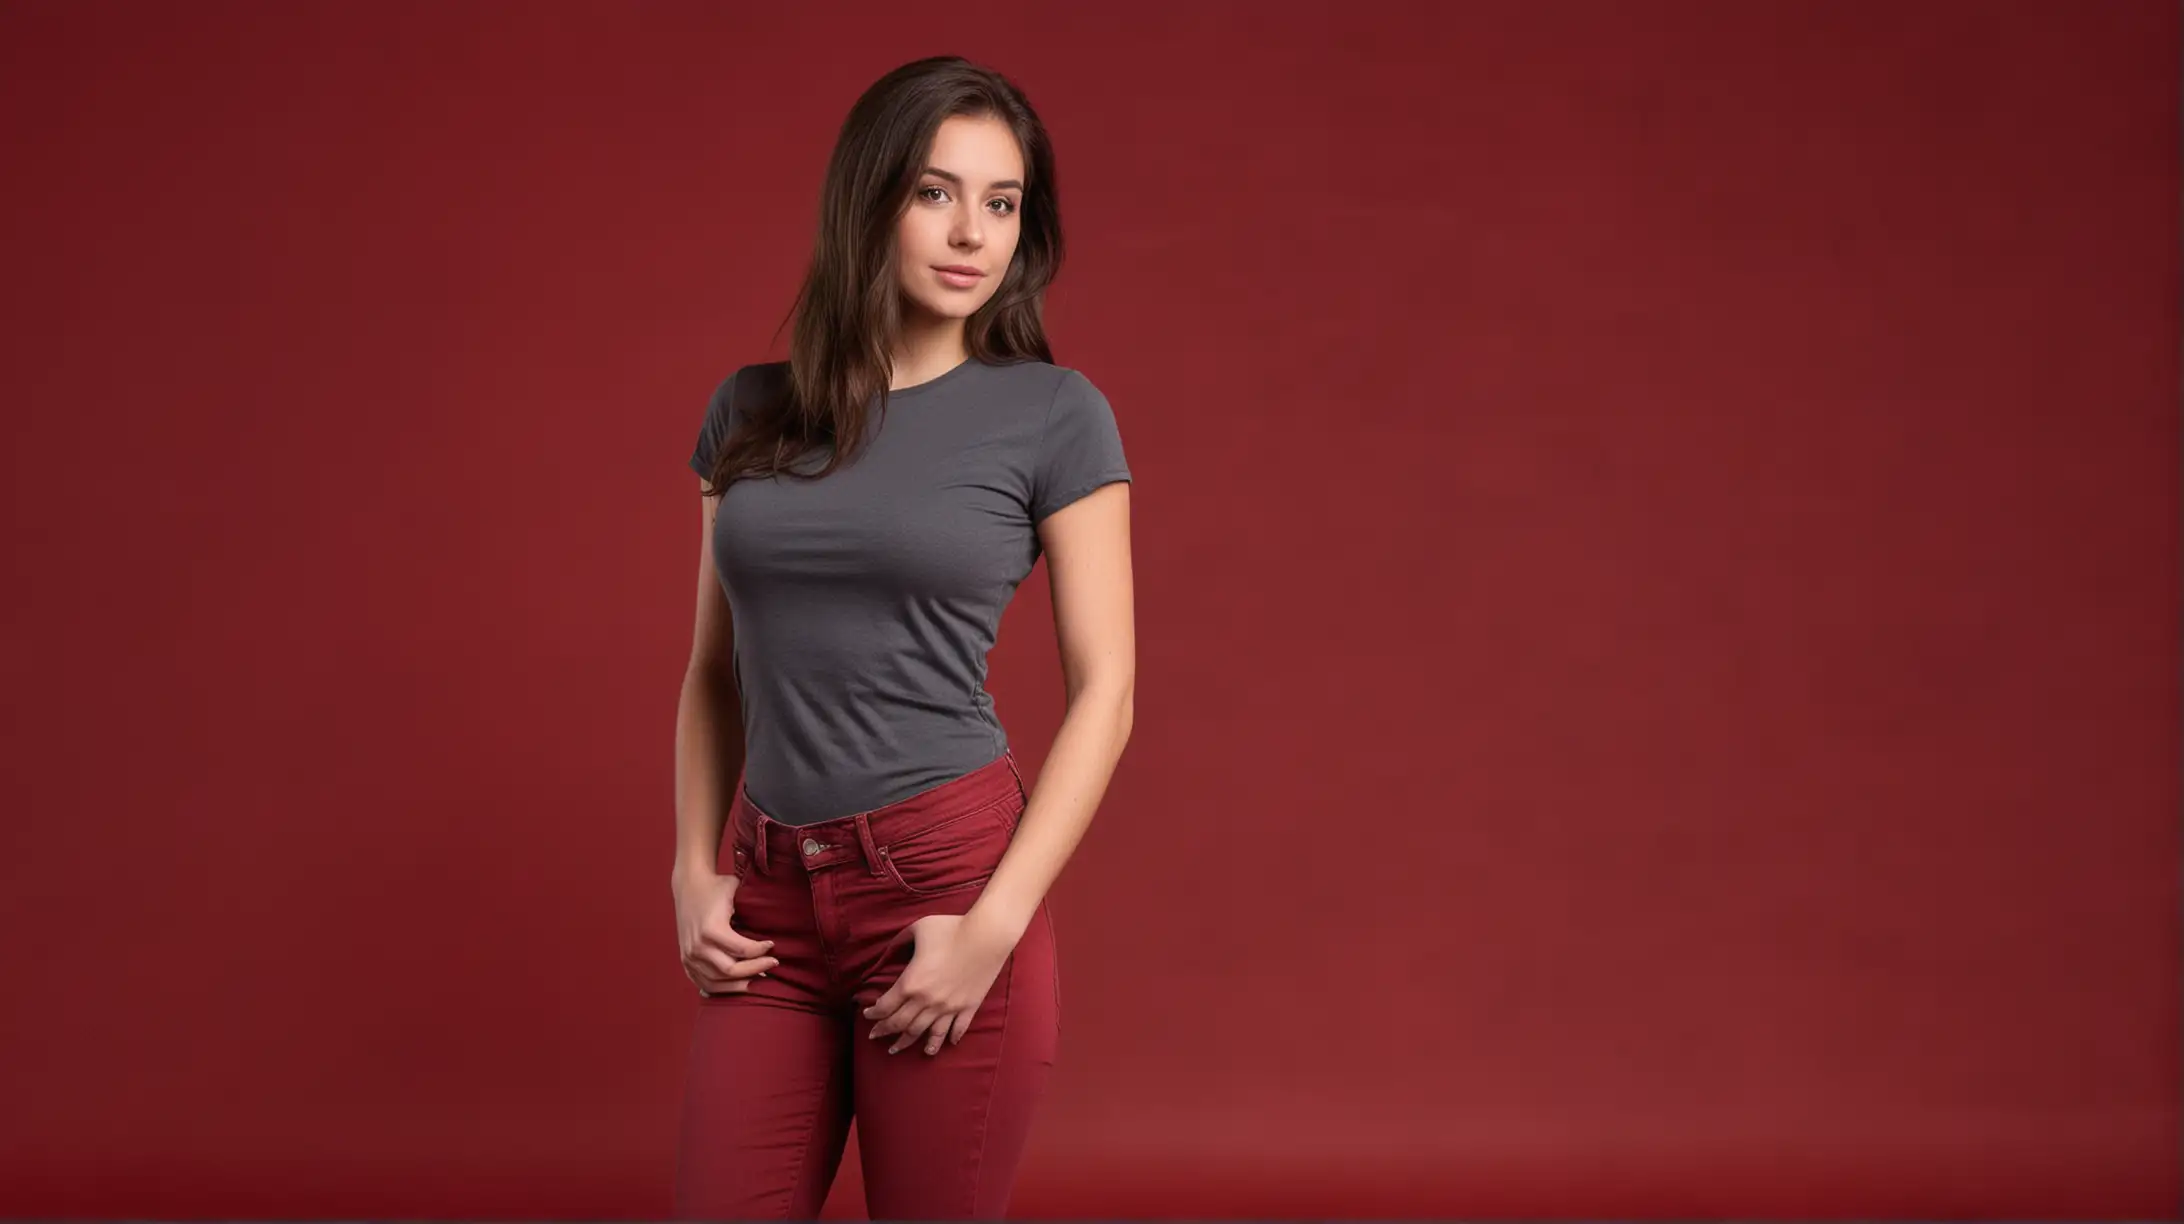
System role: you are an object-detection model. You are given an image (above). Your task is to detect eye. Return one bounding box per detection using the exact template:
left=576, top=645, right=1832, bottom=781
left=988, top=197, right=1018, bottom=217
left=918, top=186, right=949, bottom=204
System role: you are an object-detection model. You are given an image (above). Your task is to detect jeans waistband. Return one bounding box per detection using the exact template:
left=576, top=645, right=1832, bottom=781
left=730, top=750, right=1026, bottom=878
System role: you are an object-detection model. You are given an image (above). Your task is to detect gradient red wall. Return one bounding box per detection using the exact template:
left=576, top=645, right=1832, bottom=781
left=1, top=1, right=2176, bottom=1217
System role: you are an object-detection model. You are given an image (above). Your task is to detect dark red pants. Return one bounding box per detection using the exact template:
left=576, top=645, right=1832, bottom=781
left=673, top=750, right=1060, bottom=1220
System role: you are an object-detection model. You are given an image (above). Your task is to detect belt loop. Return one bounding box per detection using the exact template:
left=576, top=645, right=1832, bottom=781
left=854, top=812, right=885, bottom=876
left=1003, top=748, right=1026, bottom=797
left=751, top=809, right=771, bottom=876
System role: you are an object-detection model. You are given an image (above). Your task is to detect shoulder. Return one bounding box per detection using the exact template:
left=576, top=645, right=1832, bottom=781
left=974, top=358, right=1107, bottom=417
left=1040, top=363, right=1113, bottom=428
left=710, top=360, right=792, bottom=420
left=732, top=359, right=792, bottom=397
left=744, top=359, right=792, bottom=386
left=965, top=357, right=1071, bottom=397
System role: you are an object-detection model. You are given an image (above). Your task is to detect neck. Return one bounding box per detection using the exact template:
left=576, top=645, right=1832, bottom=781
left=890, top=311, right=969, bottom=390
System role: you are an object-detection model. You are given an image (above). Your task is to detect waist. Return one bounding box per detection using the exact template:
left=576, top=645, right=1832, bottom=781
left=728, top=749, right=1025, bottom=871
left=736, top=716, right=1007, bottom=823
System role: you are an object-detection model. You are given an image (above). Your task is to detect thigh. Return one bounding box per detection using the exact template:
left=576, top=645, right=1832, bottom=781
left=852, top=897, right=1060, bottom=1221
left=675, top=990, right=853, bottom=1221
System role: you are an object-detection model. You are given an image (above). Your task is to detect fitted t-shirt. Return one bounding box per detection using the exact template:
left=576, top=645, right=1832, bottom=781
left=688, top=356, right=1132, bottom=825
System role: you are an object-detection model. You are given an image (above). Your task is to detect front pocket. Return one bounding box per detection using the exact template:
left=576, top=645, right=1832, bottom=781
left=877, top=799, right=1016, bottom=896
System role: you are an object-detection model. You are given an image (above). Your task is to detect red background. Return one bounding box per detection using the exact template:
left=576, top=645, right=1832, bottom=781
left=1, top=1, right=2176, bottom=1217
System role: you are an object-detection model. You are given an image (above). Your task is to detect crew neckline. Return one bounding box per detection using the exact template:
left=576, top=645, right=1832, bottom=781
left=884, top=356, right=983, bottom=401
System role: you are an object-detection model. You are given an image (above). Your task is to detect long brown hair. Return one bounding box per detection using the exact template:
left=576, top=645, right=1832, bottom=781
left=700, top=56, right=1064, bottom=495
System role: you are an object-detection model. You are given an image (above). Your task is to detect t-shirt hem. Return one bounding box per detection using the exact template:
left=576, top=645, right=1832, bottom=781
left=1033, top=470, right=1133, bottom=524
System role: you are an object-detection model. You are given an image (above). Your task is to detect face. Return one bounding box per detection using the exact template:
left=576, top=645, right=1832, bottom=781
left=894, top=113, right=1025, bottom=323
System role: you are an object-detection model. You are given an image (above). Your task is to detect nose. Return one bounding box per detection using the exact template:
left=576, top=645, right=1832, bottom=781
left=952, top=204, right=983, bottom=248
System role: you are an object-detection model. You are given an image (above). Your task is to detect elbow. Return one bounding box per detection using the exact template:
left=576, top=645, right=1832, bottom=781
left=1090, top=679, right=1132, bottom=744
left=1064, top=670, right=1133, bottom=742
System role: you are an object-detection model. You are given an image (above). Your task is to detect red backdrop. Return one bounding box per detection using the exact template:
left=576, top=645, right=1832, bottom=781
left=1, top=0, right=2176, bottom=1217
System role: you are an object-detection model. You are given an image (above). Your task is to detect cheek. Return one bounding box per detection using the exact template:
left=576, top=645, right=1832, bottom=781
left=986, top=239, right=1021, bottom=289
left=895, top=233, right=935, bottom=290
left=890, top=224, right=921, bottom=274
left=899, top=211, right=946, bottom=253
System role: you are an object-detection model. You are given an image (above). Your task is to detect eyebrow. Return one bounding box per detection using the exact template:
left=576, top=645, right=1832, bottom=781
left=922, top=166, right=1023, bottom=192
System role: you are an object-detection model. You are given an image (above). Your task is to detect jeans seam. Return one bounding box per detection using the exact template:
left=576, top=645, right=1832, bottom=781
left=966, top=938, right=1012, bottom=1214
left=780, top=1038, right=834, bottom=1219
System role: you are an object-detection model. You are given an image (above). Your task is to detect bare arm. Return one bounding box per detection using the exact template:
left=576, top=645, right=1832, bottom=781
left=673, top=482, right=747, bottom=885
left=967, top=480, right=1136, bottom=945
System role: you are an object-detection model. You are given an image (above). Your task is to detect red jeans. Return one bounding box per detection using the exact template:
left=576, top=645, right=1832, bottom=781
left=673, top=750, right=1060, bottom=1220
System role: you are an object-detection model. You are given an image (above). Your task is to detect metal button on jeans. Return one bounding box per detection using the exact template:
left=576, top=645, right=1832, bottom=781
left=802, top=838, right=822, bottom=856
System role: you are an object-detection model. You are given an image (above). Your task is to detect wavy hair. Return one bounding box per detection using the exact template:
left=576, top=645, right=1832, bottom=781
left=700, top=55, right=1063, bottom=494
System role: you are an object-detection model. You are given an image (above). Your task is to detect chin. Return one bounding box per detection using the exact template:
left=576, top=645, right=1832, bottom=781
left=910, top=294, right=983, bottom=321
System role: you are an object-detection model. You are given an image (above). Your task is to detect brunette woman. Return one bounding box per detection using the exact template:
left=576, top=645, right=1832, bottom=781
left=670, top=55, right=1135, bottom=1220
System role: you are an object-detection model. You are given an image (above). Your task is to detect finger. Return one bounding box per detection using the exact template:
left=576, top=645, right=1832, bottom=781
left=690, top=947, right=774, bottom=986
left=709, top=926, right=776, bottom=960
left=923, top=1015, right=958, bottom=1055
left=867, top=997, right=918, bottom=1041
left=887, top=1007, right=938, bottom=1055
left=717, top=955, right=778, bottom=981
left=864, top=983, right=907, bottom=1027
left=692, top=945, right=742, bottom=980
left=688, top=967, right=749, bottom=994
left=685, top=957, right=739, bottom=989
left=946, top=1010, right=974, bottom=1046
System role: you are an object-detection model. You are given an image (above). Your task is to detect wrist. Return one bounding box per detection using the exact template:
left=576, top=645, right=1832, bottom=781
left=673, top=855, right=721, bottom=887
left=965, top=894, right=1032, bottom=948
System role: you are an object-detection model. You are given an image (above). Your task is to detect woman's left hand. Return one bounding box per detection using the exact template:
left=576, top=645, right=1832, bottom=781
left=864, top=913, right=1016, bottom=1055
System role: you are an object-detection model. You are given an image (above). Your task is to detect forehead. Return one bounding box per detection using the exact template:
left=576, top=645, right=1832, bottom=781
left=924, top=114, right=1024, bottom=186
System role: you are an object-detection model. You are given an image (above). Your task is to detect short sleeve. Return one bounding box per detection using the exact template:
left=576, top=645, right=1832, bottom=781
left=1031, top=369, right=1132, bottom=523
left=688, top=370, right=741, bottom=479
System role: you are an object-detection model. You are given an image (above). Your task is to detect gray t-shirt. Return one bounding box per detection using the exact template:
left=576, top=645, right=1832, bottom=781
left=688, top=356, right=1132, bottom=825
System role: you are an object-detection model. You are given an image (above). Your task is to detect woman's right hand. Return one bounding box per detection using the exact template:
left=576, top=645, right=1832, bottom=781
left=674, top=866, right=779, bottom=995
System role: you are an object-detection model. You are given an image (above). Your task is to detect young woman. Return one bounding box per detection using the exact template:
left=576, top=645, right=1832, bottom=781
left=669, top=57, right=1135, bottom=1220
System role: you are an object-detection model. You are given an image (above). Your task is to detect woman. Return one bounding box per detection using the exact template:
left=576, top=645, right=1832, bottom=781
left=669, top=56, right=1135, bottom=1221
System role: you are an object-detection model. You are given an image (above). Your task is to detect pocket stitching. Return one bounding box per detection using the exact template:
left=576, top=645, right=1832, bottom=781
left=879, top=796, right=1012, bottom=855
left=878, top=854, right=994, bottom=897
left=877, top=801, right=1015, bottom=896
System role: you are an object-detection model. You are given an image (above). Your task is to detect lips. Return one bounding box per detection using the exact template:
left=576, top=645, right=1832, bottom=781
left=935, top=265, right=984, bottom=277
